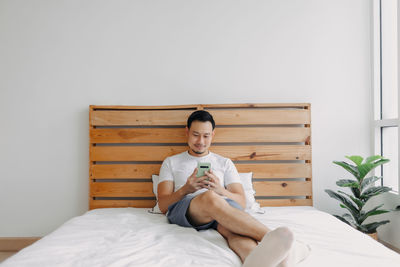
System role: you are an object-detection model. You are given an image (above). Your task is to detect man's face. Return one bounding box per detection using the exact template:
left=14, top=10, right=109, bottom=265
left=186, top=121, right=215, bottom=157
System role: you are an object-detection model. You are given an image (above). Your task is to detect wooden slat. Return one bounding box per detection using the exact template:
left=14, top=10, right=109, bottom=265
left=93, top=164, right=161, bottom=178
left=215, top=127, right=310, bottom=143
left=91, top=182, right=154, bottom=197
left=91, top=145, right=311, bottom=161
left=91, top=109, right=310, bottom=126
left=88, top=199, right=313, bottom=208
left=208, top=109, right=310, bottom=125
left=91, top=103, right=310, bottom=110
left=90, top=180, right=311, bottom=198
left=214, top=145, right=310, bottom=161
left=90, top=199, right=156, bottom=209
left=92, top=164, right=310, bottom=179
left=90, top=127, right=310, bottom=143
left=91, top=128, right=186, bottom=143
left=91, top=110, right=193, bottom=126
left=91, top=146, right=187, bottom=161
left=203, top=103, right=310, bottom=108
left=236, top=163, right=311, bottom=178
left=254, top=181, right=312, bottom=196
left=91, top=105, right=197, bottom=110
left=256, top=198, right=313, bottom=207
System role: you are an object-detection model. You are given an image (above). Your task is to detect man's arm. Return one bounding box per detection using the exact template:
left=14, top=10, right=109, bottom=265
left=204, top=170, right=246, bottom=209
left=158, top=168, right=209, bottom=214
left=221, top=183, right=246, bottom=209
left=157, top=181, right=188, bottom=214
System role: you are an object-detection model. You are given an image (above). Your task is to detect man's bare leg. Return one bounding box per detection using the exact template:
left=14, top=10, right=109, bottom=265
left=217, top=223, right=296, bottom=267
left=188, top=191, right=308, bottom=266
left=217, top=224, right=258, bottom=262
left=188, top=191, right=270, bottom=241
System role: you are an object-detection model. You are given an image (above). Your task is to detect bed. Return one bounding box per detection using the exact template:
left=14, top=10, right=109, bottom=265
left=3, top=103, right=400, bottom=267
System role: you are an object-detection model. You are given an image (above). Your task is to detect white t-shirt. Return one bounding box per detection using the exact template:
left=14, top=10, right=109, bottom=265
left=159, top=151, right=241, bottom=198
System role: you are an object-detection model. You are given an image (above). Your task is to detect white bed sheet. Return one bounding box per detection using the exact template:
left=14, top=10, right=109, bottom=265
left=2, top=206, right=399, bottom=267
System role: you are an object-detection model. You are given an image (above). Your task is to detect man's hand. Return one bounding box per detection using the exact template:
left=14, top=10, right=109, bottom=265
left=203, top=170, right=226, bottom=196
left=184, top=168, right=210, bottom=194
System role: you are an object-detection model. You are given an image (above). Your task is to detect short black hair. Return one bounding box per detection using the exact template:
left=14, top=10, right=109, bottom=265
left=187, top=110, right=215, bottom=129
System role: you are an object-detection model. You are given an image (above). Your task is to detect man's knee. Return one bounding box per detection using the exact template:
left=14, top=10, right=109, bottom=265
left=187, top=191, right=223, bottom=224
left=199, top=190, right=227, bottom=211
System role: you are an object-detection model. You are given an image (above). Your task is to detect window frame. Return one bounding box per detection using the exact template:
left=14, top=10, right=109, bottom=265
left=372, top=0, right=400, bottom=194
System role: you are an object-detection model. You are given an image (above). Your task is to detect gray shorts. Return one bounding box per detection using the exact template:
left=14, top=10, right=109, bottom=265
left=167, top=194, right=243, bottom=231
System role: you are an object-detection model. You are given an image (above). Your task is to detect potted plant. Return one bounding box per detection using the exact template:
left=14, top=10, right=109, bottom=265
left=325, top=155, right=392, bottom=240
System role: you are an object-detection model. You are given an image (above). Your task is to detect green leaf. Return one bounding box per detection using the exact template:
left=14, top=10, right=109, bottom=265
left=338, top=190, right=365, bottom=210
left=365, top=155, right=384, bottom=164
left=360, top=176, right=381, bottom=192
left=350, top=186, right=361, bottom=198
left=342, top=213, right=354, bottom=222
left=333, top=214, right=353, bottom=226
left=336, top=179, right=359, bottom=188
left=333, top=161, right=360, bottom=180
left=361, top=220, right=390, bottom=234
left=363, top=209, right=389, bottom=218
left=358, top=204, right=390, bottom=224
left=360, top=186, right=392, bottom=201
left=325, top=189, right=360, bottom=222
left=346, top=155, right=364, bottom=166
left=358, top=159, right=390, bottom=179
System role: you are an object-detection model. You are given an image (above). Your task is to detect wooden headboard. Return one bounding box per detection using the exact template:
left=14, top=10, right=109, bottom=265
left=89, top=103, right=312, bottom=210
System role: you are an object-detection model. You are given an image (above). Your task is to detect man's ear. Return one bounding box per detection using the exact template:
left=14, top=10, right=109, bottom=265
left=212, top=129, right=215, bottom=137
left=185, top=126, right=189, bottom=137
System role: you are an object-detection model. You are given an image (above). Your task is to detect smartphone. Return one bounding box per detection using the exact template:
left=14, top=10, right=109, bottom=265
left=196, top=162, right=211, bottom=178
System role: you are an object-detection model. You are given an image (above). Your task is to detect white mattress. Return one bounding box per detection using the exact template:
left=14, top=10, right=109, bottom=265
left=2, top=206, right=400, bottom=267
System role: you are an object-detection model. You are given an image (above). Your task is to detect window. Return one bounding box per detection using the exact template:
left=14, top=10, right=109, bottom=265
left=373, top=0, right=399, bottom=193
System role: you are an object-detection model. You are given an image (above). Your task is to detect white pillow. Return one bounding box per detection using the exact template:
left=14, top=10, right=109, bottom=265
left=149, top=174, right=162, bottom=214
left=152, top=174, right=159, bottom=198
left=239, top=172, right=256, bottom=210
left=239, top=172, right=265, bottom=213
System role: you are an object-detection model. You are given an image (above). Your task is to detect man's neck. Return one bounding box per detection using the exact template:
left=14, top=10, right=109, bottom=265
left=188, top=149, right=210, bottom=157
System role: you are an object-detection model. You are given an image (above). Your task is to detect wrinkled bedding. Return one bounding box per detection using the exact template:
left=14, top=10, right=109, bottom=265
left=3, top=206, right=400, bottom=267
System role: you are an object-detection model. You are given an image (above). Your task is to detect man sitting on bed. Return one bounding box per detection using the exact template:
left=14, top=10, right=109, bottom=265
left=157, top=110, right=309, bottom=267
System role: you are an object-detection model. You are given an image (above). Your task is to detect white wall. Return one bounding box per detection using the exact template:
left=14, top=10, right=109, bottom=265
left=0, top=0, right=380, bottom=243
